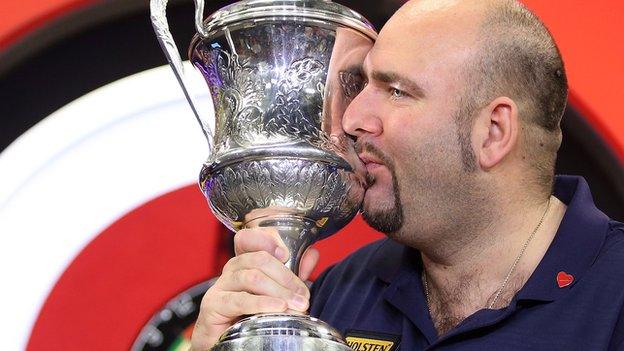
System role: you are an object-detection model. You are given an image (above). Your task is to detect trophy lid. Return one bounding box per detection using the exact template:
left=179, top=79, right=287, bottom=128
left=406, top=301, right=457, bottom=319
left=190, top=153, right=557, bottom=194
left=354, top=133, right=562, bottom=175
left=199, top=0, right=377, bottom=40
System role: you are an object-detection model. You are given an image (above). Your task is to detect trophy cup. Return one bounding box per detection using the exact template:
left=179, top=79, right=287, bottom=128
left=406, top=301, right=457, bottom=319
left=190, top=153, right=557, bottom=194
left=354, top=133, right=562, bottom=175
left=150, top=0, right=376, bottom=349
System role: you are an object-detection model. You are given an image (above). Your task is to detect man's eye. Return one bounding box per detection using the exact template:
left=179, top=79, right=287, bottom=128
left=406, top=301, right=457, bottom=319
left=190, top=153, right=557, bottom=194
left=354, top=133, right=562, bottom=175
left=390, top=88, right=405, bottom=98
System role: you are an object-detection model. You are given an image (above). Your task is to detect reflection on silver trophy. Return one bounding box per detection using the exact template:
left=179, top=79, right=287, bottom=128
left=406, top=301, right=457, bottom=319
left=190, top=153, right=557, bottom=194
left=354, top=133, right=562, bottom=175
left=151, top=0, right=376, bottom=349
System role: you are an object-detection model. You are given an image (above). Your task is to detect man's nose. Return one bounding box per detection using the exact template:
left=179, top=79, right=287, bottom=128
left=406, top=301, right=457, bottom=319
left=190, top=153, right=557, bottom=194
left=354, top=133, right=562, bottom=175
left=342, top=88, right=383, bottom=139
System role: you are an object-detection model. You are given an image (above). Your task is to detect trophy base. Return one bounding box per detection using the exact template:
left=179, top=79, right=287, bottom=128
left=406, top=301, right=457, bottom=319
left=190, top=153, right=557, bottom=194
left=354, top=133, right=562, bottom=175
left=210, top=313, right=352, bottom=351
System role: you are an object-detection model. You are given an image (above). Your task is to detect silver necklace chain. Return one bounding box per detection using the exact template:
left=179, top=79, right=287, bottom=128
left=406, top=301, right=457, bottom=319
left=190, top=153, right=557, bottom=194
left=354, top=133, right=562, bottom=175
left=423, top=197, right=552, bottom=313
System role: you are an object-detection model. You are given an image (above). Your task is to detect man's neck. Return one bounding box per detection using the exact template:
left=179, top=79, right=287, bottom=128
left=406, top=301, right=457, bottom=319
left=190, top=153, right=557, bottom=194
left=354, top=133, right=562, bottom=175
left=419, top=194, right=567, bottom=335
left=421, top=193, right=556, bottom=279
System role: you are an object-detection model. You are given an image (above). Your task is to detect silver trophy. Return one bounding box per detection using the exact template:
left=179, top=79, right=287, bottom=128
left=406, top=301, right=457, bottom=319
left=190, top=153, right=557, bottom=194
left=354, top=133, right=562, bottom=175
left=150, top=0, right=376, bottom=349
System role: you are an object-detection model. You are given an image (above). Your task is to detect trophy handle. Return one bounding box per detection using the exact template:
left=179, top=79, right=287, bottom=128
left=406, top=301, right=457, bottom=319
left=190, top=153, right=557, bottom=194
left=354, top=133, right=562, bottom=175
left=150, top=0, right=213, bottom=153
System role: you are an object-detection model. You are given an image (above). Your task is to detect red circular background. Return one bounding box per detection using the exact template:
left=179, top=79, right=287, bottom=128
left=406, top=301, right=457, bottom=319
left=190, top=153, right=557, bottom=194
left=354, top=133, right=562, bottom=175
left=26, top=184, right=382, bottom=350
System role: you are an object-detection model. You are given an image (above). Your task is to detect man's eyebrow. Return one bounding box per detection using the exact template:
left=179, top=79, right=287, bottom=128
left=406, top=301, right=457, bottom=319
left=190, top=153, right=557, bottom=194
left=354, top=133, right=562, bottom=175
left=371, top=70, right=426, bottom=98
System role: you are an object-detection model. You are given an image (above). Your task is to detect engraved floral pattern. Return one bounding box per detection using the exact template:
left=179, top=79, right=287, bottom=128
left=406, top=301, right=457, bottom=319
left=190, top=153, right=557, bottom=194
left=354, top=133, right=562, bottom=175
left=203, top=49, right=265, bottom=152
left=203, top=159, right=358, bottom=236
left=194, top=33, right=328, bottom=157
left=265, top=57, right=325, bottom=141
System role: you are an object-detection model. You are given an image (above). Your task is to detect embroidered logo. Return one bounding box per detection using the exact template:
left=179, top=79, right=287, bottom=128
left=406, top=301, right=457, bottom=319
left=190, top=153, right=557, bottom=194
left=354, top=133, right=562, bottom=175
left=345, top=330, right=400, bottom=351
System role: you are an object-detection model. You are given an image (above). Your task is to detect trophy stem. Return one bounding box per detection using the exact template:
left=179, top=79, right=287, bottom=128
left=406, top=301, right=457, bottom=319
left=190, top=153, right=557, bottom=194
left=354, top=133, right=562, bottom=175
left=245, top=215, right=320, bottom=275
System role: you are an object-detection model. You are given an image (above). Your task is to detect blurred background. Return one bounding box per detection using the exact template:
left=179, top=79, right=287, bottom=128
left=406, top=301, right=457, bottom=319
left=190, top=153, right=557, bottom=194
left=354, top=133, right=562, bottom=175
left=0, top=0, right=622, bottom=350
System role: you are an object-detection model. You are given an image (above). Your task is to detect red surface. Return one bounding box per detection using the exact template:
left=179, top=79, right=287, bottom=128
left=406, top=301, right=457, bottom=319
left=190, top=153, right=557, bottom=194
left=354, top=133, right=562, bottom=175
left=26, top=185, right=230, bottom=350
left=521, top=0, right=624, bottom=161
left=24, top=182, right=381, bottom=349
left=0, top=0, right=97, bottom=50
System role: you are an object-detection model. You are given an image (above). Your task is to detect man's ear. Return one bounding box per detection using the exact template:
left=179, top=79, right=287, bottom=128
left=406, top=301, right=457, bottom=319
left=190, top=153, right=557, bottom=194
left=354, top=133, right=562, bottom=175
left=473, top=97, right=519, bottom=170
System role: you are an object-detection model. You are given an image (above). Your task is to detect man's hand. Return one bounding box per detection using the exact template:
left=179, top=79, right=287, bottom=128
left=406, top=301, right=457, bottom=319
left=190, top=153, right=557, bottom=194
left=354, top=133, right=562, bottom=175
left=190, top=228, right=320, bottom=351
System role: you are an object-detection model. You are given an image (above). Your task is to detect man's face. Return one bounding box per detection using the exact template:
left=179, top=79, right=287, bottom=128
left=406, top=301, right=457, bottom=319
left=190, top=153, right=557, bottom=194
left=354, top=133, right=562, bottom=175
left=342, top=10, right=482, bottom=241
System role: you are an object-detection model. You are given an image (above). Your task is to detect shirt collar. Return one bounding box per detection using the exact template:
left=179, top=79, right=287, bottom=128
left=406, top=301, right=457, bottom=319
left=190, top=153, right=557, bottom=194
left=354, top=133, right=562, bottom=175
left=366, top=238, right=410, bottom=284
left=516, top=175, right=609, bottom=302
left=366, top=175, right=610, bottom=302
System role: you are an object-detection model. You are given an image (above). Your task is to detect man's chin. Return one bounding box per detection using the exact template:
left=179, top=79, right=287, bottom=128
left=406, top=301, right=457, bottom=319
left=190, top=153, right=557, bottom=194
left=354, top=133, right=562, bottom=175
left=359, top=167, right=403, bottom=233
left=360, top=202, right=403, bottom=234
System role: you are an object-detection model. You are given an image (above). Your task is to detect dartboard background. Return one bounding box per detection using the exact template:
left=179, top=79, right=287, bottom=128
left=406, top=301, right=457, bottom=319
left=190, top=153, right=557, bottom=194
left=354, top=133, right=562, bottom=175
left=0, top=1, right=623, bottom=350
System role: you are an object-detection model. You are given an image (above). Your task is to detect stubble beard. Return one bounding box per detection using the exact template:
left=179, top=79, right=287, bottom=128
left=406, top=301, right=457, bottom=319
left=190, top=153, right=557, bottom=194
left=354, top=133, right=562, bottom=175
left=358, top=143, right=404, bottom=234
left=356, top=96, right=479, bottom=237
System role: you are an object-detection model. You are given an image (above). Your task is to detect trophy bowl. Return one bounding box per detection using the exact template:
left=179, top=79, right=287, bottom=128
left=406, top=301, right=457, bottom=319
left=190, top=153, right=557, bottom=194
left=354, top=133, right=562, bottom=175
left=151, top=0, right=376, bottom=349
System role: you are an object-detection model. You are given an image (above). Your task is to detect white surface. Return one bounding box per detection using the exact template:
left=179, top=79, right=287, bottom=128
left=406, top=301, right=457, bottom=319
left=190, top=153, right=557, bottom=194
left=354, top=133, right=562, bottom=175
left=0, top=63, right=213, bottom=350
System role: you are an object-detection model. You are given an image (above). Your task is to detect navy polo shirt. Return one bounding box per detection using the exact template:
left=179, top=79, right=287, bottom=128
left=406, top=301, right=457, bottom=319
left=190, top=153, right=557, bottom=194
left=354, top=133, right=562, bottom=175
left=310, top=176, right=624, bottom=350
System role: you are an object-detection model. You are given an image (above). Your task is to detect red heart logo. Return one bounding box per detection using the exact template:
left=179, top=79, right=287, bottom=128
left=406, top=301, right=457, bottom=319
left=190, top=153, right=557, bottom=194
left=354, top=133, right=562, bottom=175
left=557, top=271, right=574, bottom=288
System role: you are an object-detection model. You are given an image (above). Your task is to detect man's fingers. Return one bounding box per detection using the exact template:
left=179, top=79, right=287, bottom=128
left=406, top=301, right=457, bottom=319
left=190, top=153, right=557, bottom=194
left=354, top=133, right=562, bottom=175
left=197, top=290, right=287, bottom=329
left=219, top=269, right=309, bottom=311
left=191, top=229, right=316, bottom=351
left=192, top=291, right=289, bottom=350
left=222, top=251, right=310, bottom=298
left=210, top=291, right=289, bottom=318
left=234, top=228, right=289, bottom=262
left=298, top=247, right=320, bottom=281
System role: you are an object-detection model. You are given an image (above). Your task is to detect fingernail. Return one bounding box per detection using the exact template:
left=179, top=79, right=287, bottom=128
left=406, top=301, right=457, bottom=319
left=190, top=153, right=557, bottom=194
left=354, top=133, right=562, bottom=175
left=274, top=247, right=288, bottom=262
left=291, top=294, right=308, bottom=310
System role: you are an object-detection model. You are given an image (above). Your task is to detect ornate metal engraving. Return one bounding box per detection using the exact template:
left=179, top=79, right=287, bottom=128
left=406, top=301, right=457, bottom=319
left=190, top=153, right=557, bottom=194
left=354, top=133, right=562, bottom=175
left=206, top=49, right=266, bottom=151
left=266, top=57, right=325, bottom=141
left=192, top=22, right=338, bottom=161
left=152, top=0, right=376, bottom=349
left=204, top=159, right=355, bottom=235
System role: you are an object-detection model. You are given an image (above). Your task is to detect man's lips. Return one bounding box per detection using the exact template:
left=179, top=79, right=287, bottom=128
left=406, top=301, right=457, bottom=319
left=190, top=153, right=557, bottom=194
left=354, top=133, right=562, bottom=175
left=359, top=154, right=385, bottom=171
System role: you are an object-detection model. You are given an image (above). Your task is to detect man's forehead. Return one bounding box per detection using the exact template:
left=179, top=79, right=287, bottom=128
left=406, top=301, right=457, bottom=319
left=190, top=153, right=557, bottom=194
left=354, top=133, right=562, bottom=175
left=360, top=37, right=422, bottom=78
left=359, top=49, right=427, bottom=97
left=380, top=0, right=485, bottom=45
left=397, top=0, right=492, bottom=20
left=360, top=50, right=383, bottom=76
left=360, top=22, right=478, bottom=98
left=361, top=44, right=413, bottom=79
left=362, top=4, right=482, bottom=74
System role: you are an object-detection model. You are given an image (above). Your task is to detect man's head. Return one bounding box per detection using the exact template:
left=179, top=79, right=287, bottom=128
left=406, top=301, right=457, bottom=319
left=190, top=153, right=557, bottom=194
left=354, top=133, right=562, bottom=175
left=343, top=0, right=567, bottom=245
left=455, top=0, right=567, bottom=184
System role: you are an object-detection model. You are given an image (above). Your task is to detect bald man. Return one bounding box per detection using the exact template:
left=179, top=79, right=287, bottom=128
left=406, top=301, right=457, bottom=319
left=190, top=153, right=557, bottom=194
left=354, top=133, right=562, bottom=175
left=191, top=1, right=624, bottom=350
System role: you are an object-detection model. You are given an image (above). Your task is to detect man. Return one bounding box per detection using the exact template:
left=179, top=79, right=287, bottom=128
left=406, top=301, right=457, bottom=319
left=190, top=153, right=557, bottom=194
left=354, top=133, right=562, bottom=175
left=191, top=0, right=624, bottom=350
